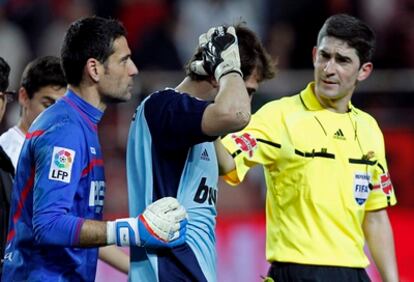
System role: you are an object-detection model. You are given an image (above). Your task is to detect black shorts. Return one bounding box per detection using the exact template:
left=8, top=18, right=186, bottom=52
left=266, top=262, right=371, bottom=282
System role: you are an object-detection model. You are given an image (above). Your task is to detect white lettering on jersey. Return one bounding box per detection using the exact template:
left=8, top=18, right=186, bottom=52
left=48, top=146, right=75, bottom=183
left=89, top=180, right=105, bottom=213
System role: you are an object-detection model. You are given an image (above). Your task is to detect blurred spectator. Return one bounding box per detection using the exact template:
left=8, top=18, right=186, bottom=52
left=133, top=3, right=182, bottom=70
left=264, top=0, right=329, bottom=68
left=117, top=0, right=171, bottom=50
left=90, top=0, right=120, bottom=18
left=175, top=0, right=265, bottom=64
left=264, top=22, right=295, bottom=69
left=36, top=0, right=92, bottom=57
left=381, top=0, right=414, bottom=68
left=0, top=4, right=30, bottom=89
left=3, top=0, right=51, bottom=56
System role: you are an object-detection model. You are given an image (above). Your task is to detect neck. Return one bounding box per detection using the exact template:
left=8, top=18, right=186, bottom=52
left=17, top=120, right=29, bottom=134
left=68, top=84, right=106, bottom=111
left=175, top=77, right=216, bottom=101
left=317, top=95, right=351, bottom=113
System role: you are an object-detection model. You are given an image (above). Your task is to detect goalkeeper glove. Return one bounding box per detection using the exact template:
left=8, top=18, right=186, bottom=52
left=107, top=197, right=187, bottom=248
left=191, top=26, right=242, bottom=81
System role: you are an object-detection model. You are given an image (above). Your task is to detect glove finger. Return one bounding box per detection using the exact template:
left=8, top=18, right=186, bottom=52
left=190, top=60, right=208, bottom=76
left=226, top=26, right=236, bottom=37
left=166, top=205, right=187, bottom=221
left=206, top=26, right=219, bottom=40
left=150, top=197, right=179, bottom=214
left=198, top=32, right=208, bottom=46
left=163, top=197, right=181, bottom=211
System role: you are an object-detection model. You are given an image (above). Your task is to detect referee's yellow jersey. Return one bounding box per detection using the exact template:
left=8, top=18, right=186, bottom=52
left=222, top=82, right=397, bottom=267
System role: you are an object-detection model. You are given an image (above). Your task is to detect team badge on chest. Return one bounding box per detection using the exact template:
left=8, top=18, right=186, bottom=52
left=353, top=172, right=371, bottom=205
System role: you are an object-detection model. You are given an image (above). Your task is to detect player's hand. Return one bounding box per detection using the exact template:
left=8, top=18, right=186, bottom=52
left=191, top=26, right=242, bottom=81
left=107, top=197, right=187, bottom=248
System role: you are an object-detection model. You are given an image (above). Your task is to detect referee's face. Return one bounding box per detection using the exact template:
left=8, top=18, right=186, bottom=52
left=312, top=36, right=372, bottom=111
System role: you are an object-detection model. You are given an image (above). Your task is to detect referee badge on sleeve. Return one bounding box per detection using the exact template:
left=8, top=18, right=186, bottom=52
left=380, top=172, right=394, bottom=196
left=353, top=172, right=371, bottom=205
left=231, top=132, right=257, bottom=158
left=48, top=146, right=75, bottom=183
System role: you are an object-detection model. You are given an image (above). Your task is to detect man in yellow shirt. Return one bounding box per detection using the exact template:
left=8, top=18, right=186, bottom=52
left=218, top=14, right=399, bottom=282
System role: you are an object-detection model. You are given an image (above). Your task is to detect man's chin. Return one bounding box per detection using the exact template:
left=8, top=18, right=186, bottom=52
left=102, top=93, right=131, bottom=104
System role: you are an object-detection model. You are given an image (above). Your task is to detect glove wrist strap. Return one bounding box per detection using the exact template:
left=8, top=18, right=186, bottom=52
left=107, top=218, right=141, bottom=247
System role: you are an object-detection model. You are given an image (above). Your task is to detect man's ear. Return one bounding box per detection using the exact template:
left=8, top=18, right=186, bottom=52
left=211, top=77, right=219, bottom=88
left=357, top=62, right=373, bottom=82
left=85, top=58, right=101, bottom=82
left=312, top=47, right=318, bottom=65
left=18, top=87, right=30, bottom=107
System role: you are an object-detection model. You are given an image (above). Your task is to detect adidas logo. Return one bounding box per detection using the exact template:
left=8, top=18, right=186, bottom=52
left=201, top=149, right=210, bottom=161
left=333, top=129, right=346, bottom=140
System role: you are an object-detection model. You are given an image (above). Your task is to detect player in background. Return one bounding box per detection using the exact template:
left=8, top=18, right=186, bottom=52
left=127, top=24, right=275, bottom=282
left=2, top=16, right=187, bottom=282
left=0, top=56, right=66, bottom=169
left=217, top=14, right=399, bottom=282
left=0, top=56, right=14, bottom=278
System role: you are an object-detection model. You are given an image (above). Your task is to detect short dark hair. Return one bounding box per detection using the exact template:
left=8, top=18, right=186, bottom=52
left=21, top=56, right=66, bottom=99
left=0, top=57, right=11, bottom=92
left=61, top=16, right=126, bottom=86
left=317, top=14, right=376, bottom=65
left=185, top=24, right=276, bottom=82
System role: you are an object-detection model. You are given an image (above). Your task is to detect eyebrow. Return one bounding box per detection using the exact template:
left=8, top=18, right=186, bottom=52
left=120, top=54, right=131, bottom=62
left=320, top=49, right=352, bottom=61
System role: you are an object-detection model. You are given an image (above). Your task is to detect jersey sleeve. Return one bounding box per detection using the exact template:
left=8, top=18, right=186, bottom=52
left=31, top=120, right=85, bottom=246
left=365, top=121, right=397, bottom=211
left=221, top=101, right=284, bottom=185
left=144, top=90, right=217, bottom=150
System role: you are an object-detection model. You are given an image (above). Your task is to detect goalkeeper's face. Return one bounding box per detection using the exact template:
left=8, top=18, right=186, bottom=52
left=98, top=36, right=139, bottom=104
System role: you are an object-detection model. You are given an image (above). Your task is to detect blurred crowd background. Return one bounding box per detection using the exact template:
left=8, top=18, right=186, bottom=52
left=1, top=0, right=413, bottom=281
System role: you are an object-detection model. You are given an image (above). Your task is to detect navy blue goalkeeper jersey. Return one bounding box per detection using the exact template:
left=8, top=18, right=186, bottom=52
left=2, top=90, right=105, bottom=282
left=127, top=89, right=219, bottom=282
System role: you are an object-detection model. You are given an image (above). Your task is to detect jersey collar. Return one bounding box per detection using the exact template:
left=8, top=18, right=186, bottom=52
left=64, top=90, right=104, bottom=126
left=299, top=82, right=354, bottom=112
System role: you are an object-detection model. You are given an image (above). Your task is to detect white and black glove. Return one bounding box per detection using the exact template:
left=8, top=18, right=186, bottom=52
left=191, top=26, right=242, bottom=81
left=107, top=197, right=187, bottom=248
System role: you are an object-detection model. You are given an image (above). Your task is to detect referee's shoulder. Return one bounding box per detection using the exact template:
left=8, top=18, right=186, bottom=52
left=259, top=94, right=300, bottom=113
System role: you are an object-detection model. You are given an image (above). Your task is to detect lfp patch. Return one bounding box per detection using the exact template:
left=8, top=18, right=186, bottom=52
left=48, top=147, right=75, bottom=183
left=353, top=172, right=371, bottom=205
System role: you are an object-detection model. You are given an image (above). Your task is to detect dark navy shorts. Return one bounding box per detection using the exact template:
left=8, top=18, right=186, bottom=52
left=266, top=262, right=371, bottom=282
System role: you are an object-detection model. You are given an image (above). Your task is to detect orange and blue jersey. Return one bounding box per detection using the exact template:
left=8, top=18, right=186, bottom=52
left=2, top=90, right=105, bottom=282
left=127, top=89, right=218, bottom=282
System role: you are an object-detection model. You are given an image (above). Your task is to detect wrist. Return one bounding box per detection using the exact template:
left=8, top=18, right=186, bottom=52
left=215, top=66, right=242, bottom=81
left=106, top=221, right=116, bottom=245
left=216, top=70, right=243, bottom=81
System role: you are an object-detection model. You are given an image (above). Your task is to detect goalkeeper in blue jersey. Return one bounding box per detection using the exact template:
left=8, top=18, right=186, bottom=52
left=2, top=17, right=187, bottom=282
left=127, top=24, right=275, bottom=281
